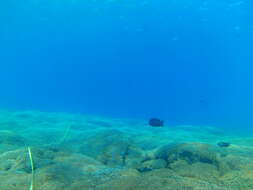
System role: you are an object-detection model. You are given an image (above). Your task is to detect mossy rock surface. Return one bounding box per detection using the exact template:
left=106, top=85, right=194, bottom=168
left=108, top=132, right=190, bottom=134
left=0, top=130, right=25, bottom=145
left=0, top=110, right=252, bottom=189
left=137, top=159, right=167, bottom=172
left=155, top=143, right=218, bottom=164
left=80, top=130, right=146, bottom=167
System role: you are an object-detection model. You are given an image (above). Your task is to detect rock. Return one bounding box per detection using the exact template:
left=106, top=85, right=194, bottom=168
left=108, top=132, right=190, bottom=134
left=53, top=153, right=106, bottom=173
left=137, top=159, right=167, bottom=172
left=170, top=160, right=220, bottom=181
left=0, top=130, right=25, bottom=146
left=79, top=130, right=146, bottom=167
left=221, top=170, right=253, bottom=190
left=155, top=142, right=231, bottom=175
left=155, top=143, right=218, bottom=164
left=0, top=148, right=55, bottom=173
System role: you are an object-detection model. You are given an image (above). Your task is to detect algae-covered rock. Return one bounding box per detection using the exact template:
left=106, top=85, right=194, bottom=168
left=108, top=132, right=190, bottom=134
left=36, top=163, right=83, bottom=187
left=0, top=147, right=55, bottom=173
left=137, top=159, right=167, bottom=172
left=221, top=170, right=253, bottom=190
left=155, top=142, right=232, bottom=176
left=97, top=168, right=229, bottom=190
left=53, top=153, right=107, bottom=173
left=0, top=173, right=30, bottom=190
left=0, top=130, right=25, bottom=146
left=170, top=160, right=220, bottom=182
left=155, top=143, right=218, bottom=164
left=0, top=110, right=253, bottom=190
left=80, top=130, right=146, bottom=167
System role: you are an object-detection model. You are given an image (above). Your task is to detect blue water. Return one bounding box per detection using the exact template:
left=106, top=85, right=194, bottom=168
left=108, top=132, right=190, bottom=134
left=1, top=0, right=253, bottom=129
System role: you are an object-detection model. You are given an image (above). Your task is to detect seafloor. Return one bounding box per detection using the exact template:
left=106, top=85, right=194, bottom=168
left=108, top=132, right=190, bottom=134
left=0, top=110, right=253, bottom=190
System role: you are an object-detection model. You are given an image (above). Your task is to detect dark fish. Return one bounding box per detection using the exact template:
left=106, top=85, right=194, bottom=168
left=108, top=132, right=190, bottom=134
left=217, top=142, right=230, bottom=148
left=149, top=118, right=164, bottom=127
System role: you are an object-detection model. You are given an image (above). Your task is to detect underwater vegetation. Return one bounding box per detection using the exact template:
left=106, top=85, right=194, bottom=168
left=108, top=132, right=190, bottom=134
left=0, top=110, right=252, bottom=190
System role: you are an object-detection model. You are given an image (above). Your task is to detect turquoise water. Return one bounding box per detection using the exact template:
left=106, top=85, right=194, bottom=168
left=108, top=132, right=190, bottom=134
left=1, top=0, right=253, bottom=189
left=1, top=0, right=253, bottom=127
